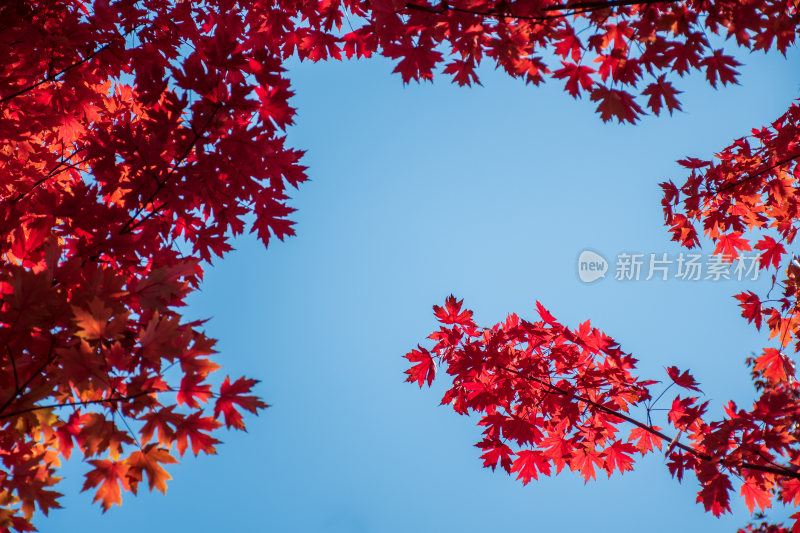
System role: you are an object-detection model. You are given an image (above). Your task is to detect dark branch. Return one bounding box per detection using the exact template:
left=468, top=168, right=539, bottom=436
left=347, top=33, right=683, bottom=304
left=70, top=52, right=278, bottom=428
left=118, top=103, right=224, bottom=235
left=0, top=44, right=112, bottom=106
left=0, top=390, right=154, bottom=420
left=0, top=387, right=230, bottom=420
left=404, top=0, right=677, bottom=22
left=501, top=365, right=800, bottom=480
left=0, top=339, right=58, bottom=417
left=714, top=152, right=800, bottom=195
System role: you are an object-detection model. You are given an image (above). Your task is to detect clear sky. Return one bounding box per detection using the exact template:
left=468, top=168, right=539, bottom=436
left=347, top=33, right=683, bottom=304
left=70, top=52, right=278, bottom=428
left=40, top=42, right=800, bottom=532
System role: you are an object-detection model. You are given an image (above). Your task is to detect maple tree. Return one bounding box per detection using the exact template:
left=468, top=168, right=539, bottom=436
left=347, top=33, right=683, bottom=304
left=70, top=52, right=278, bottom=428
left=404, top=75, right=800, bottom=533
left=405, top=101, right=800, bottom=529
left=1, top=0, right=798, bottom=530
left=395, top=1, right=800, bottom=532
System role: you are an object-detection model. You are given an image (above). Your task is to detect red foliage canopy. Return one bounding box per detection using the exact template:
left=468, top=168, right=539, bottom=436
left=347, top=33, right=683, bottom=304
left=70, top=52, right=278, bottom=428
left=1, top=0, right=798, bottom=530
left=407, top=103, right=800, bottom=531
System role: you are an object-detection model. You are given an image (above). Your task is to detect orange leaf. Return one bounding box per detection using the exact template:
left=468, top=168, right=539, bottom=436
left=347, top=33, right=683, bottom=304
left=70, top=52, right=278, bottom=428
left=754, top=348, right=791, bottom=381
left=82, top=460, right=130, bottom=511
left=127, top=445, right=177, bottom=494
left=740, top=478, right=773, bottom=513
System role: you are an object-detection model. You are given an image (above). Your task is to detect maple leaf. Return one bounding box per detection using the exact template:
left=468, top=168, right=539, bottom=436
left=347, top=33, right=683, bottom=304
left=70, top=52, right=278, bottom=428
left=404, top=346, right=437, bottom=388
left=72, top=298, right=127, bottom=341
left=677, top=158, right=711, bottom=169
left=139, top=407, right=181, bottom=447
left=570, top=447, right=603, bottom=483
left=343, top=29, right=375, bottom=59
left=627, top=426, right=663, bottom=454
left=552, top=62, right=595, bottom=98
left=535, top=301, right=558, bottom=325
left=299, top=30, right=342, bottom=62
left=213, top=377, right=268, bottom=430
left=713, top=232, right=751, bottom=260
left=15, top=481, right=63, bottom=520
left=443, top=60, right=481, bottom=87
left=82, top=460, right=131, bottom=512
left=389, top=44, right=442, bottom=83
left=665, top=366, right=701, bottom=392
left=510, top=450, right=551, bottom=485
left=251, top=198, right=298, bottom=248
left=77, top=413, right=136, bottom=459
left=735, top=291, right=763, bottom=329
left=642, top=75, right=682, bottom=116
left=696, top=463, right=732, bottom=517
left=554, top=29, right=583, bottom=62
left=175, top=373, right=212, bottom=408
left=754, top=236, right=786, bottom=270
left=57, top=114, right=85, bottom=144
left=478, top=441, right=514, bottom=472
left=175, top=413, right=222, bottom=456
left=603, top=441, right=637, bottom=476
left=126, top=445, right=178, bottom=494
left=782, top=479, right=800, bottom=506
left=701, top=50, right=741, bottom=88
left=55, top=411, right=85, bottom=460
left=754, top=348, right=791, bottom=382
left=668, top=396, right=707, bottom=430
left=741, top=478, right=773, bottom=513
left=590, top=87, right=643, bottom=123
left=433, top=295, right=473, bottom=326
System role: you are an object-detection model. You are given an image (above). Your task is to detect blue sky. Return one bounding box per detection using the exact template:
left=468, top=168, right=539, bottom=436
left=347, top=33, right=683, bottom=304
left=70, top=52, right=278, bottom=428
left=41, top=44, right=800, bottom=532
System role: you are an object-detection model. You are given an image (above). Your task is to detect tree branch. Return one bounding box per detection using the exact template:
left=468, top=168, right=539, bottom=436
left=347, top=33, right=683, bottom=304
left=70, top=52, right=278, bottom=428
left=0, top=387, right=226, bottom=420
left=118, top=102, right=224, bottom=235
left=0, top=44, right=112, bottom=106
left=0, top=390, right=156, bottom=420
left=501, top=365, right=800, bottom=480
left=404, top=0, right=677, bottom=22
left=714, top=152, right=800, bottom=195
left=0, top=339, right=58, bottom=417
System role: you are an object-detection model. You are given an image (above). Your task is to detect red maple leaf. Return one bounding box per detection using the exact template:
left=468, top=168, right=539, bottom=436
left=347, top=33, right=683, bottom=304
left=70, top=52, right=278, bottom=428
left=552, top=62, right=595, bottom=98
left=443, top=60, right=481, bottom=87
left=642, top=74, right=682, bottom=116
left=754, top=235, right=786, bottom=270
left=214, top=377, right=269, bottom=430
left=175, top=413, right=222, bottom=456
left=433, top=295, right=473, bottom=326
left=478, top=441, right=514, bottom=472
left=570, top=447, right=603, bottom=482
left=299, top=30, right=342, bottom=61
left=696, top=463, right=732, bottom=517
left=754, top=348, right=791, bottom=382
left=713, top=232, right=751, bottom=260
left=701, top=50, right=741, bottom=88
left=734, top=291, right=763, bottom=330
left=404, top=346, right=436, bottom=387
left=603, top=441, right=637, bottom=476
left=627, top=426, right=663, bottom=454
left=554, top=29, right=583, bottom=61
left=590, top=87, right=643, bottom=123
left=510, top=450, right=551, bottom=484
left=666, top=366, right=702, bottom=392
left=741, top=478, right=773, bottom=513
left=175, top=373, right=212, bottom=408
